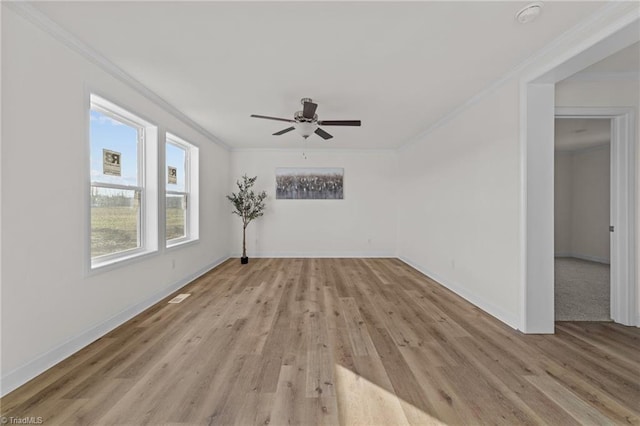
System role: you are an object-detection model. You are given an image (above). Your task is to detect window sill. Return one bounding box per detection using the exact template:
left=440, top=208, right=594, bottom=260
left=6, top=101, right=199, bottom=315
left=89, top=248, right=158, bottom=275
left=166, top=238, right=199, bottom=251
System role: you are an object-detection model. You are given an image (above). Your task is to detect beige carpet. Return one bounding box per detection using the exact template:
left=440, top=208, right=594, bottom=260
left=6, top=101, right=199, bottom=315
left=555, top=257, right=610, bottom=321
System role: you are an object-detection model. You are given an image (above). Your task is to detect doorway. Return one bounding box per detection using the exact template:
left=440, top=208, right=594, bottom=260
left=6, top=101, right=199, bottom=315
left=521, top=18, right=638, bottom=333
left=554, top=117, right=611, bottom=321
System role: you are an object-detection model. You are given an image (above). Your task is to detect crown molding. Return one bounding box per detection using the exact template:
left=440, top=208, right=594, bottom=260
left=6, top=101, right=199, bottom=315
left=399, top=2, right=639, bottom=151
left=4, top=1, right=231, bottom=151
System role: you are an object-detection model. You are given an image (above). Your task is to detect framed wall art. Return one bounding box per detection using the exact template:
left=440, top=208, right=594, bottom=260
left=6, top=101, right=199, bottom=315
left=275, top=167, right=344, bottom=200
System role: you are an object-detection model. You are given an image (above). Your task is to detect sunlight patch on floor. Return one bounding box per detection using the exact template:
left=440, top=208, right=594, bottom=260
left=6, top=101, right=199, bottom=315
left=334, top=364, right=446, bottom=425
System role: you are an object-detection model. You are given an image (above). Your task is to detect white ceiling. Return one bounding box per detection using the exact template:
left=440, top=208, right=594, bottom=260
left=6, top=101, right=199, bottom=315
left=555, top=118, right=610, bottom=152
left=33, top=1, right=607, bottom=150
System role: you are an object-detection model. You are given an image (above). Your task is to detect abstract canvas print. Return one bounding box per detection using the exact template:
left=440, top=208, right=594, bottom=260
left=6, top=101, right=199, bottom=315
left=276, top=168, right=344, bottom=200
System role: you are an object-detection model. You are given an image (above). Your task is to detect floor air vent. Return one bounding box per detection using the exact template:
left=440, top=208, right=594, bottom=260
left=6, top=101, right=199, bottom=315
left=168, top=294, right=191, bottom=304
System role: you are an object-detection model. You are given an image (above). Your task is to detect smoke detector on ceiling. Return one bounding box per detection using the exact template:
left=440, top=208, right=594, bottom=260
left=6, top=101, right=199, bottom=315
left=516, top=2, right=543, bottom=24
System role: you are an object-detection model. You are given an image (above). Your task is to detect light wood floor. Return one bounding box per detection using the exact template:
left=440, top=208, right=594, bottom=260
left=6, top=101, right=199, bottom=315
left=1, top=258, right=639, bottom=425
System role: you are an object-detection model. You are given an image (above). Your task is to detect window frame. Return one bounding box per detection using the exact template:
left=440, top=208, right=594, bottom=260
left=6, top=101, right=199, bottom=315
left=165, top=133, right=199, bottom=248
left=89, top=94, right=158, bottom=270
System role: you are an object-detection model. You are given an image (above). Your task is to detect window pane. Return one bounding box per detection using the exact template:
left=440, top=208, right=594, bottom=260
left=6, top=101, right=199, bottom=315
left=166, top=194, right=186, bottom=241
left=166, top=142, right=186, bottom=192
left=91, top=186, right=140, bottom=258
left=90, top=109, right=139, bottom=186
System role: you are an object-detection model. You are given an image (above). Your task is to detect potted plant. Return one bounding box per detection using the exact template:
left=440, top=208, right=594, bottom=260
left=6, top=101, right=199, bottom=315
left=227, top=174, right=267, bottom=264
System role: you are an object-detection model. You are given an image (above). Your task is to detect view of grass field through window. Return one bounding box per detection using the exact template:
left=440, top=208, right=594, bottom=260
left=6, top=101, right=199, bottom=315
left=91, top=187, right=139, bottom=257
left=90, top=192, right=186, bottom=256
left=90, top=107, right=143, bottom=260
left=90, top=101, right=193, bottom=261
left=166, top=194, right=186, bottom=240
left=166, top=140, right=188, bottom=243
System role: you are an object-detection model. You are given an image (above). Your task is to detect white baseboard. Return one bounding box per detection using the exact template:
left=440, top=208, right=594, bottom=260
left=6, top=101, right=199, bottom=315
left=232, top=251, right=396, bottom=258
left=398, top=256, right=520, bottom=331
left=554, top=252, right=610, bottom=264
left=0, top=256, right=230, bottom=397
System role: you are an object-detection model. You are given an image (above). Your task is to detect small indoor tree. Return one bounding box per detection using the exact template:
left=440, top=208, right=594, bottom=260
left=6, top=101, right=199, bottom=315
left=227, top=174, right=267, bottom=264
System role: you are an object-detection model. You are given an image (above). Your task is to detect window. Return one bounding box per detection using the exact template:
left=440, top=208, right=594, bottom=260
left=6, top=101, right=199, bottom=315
left=165, top=133, right=199, bottom=246
left=90, top=95, right=158, bottom=268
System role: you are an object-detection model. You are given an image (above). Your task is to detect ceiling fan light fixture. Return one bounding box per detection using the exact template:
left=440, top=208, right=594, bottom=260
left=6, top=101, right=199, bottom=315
left=250, top=98, right=359, bottom=141
left=295, top=122, right=317, bottom=139
left=516, top=2, right=543, bottom=24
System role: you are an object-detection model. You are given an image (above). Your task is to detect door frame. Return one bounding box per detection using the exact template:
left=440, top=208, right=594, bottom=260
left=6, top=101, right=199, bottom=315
left=520, top=16, right=639, bottom=333
left=555, top=107, right=636, bottom=326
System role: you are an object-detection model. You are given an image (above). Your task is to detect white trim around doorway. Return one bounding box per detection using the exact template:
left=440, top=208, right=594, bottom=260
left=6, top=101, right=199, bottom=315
left=520, top=15, right=639, bottom=334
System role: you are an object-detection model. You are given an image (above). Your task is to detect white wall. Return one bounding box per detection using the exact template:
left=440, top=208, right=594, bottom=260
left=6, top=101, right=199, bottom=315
left=1, top=8, right=230, bottom=395
left=229, top=150, right=397, bottom=257
left=554, top=152, right=573, bottom=254
left=556, top=79, right=640, bottom=112
left=0, top=3, right=4, bottom=386
left=397, top=79, right=522, bottom=328
left=554, top=144, right=611, bottom=263
left=396, top=8, right=639, bottom=331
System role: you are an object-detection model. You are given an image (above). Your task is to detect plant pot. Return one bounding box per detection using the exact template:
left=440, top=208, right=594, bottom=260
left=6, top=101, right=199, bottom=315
left=241, top=257, right=249, bottom=264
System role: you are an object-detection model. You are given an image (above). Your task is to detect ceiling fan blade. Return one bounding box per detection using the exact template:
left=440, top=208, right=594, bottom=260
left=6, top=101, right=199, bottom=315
left=273, top=127, right=295, bottom=136
left=302, top=101, right=318, bottom=119
left=317, top=120, right=361, bottom=126
left=250, top=114, right=295, bottom=123
left=314, top=127, right=333, bottom=140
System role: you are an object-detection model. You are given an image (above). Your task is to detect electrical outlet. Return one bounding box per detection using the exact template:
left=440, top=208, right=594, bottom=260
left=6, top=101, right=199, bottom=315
left=171, top=259, right=176, bottom=269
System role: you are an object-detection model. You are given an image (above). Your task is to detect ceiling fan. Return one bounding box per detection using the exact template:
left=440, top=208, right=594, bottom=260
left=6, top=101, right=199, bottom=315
left=250, top=98, right=361, bottom=140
